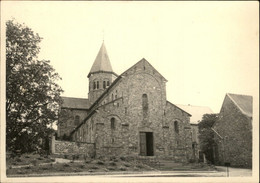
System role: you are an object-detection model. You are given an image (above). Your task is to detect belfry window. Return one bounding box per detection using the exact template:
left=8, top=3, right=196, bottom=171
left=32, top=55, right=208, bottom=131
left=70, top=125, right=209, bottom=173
left=142, top=94, right=148, bottom=119
left=107, top=81, right=110, bottom=87
left=111, top=117, right=115, bottom=130
left=103, top=81, right=106, bottom=89
left=97, top=81, right=99, bottom=89
left=174, top=121, right=179, bottom=134
left=93, top=82, right=96, bottom=90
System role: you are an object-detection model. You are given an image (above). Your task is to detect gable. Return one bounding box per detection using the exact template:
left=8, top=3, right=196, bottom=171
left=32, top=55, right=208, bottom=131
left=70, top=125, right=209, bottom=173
left=121, top=58, right=168, bottom=82
left=227, top=93, right=252, bottom=117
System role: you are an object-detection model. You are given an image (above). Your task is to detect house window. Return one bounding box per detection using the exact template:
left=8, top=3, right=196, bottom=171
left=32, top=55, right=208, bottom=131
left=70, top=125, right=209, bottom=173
left=97, top=81, right=99, bottom=89
left=111, top=117, right=115, bottom=130
left=103, top=81, right=106, bottom=89
left=107, top=81, right=110, bottom=87
left=75, top=115, right=80, bottom=125
left=142, top=94, right=148, bottom=119
left=93, top=82, right=96, bottom=90
left=174, top=121, right=179, bottom=133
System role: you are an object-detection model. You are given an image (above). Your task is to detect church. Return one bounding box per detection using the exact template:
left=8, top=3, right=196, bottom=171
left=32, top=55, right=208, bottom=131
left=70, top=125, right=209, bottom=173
left=58, top=42, right=193, bottom=161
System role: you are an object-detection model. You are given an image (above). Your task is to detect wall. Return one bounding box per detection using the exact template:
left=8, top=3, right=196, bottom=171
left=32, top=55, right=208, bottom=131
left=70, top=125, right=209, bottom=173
left=58, top=109, right=88, bottom=138
left=53, top=138, right=95, bottom=157
left=214, top=96, right=252, bottom=168
left=74, top=59, right=192, bottom=162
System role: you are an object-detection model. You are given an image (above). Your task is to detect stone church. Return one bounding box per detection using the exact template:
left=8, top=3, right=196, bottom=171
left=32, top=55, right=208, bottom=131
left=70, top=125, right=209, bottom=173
left=58, top=42, right=193, bottom=161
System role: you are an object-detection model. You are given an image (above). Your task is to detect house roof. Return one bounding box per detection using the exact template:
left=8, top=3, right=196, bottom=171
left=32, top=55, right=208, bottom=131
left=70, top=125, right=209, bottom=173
left=175, top=104, right=213, bottom=124
left=227, top=93, right=253, bottom=117
left=88, top=42, right=115, bottom=77
left=61, top=96, right=90, bottom=110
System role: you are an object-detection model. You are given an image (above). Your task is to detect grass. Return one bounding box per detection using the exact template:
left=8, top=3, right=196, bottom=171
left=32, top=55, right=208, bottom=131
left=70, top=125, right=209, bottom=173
left=6, top=153, right=154, bottom=176
left=6, top=153, right=216, bottom=176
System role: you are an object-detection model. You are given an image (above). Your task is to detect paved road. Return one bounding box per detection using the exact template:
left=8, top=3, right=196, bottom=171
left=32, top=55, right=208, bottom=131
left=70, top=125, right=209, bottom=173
left=215, top=166, right=252, bottom=177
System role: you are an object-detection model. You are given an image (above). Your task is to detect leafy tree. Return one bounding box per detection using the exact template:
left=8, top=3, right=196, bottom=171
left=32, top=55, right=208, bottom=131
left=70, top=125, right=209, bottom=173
left=198, top=113, right=218, bottom=164
left=6, top=19, right=63, bottom=153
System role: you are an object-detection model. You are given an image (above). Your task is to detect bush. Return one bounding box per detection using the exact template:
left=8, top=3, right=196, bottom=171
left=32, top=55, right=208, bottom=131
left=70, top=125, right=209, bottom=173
left=119, top=166, right=126, bottom=171
left=123, top=163, right=131, bottom=167
left=15, top=158, right=22, bottom=162
left=64, top=163, right=70, bottom=167
left=120, top=156, right=126, bottom=161
left=90, top=166, right=99, bottom=169
left=109, top=161, right=116, bottom=166
left=107, top=167, right=115, bottom=171
left=31, top=160, right=37, bottom=166
left=96, top=160, right=104, bottom=165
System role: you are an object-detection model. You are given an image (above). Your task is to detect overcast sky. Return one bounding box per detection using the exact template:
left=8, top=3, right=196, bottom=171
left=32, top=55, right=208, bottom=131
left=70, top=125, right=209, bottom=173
left=2, top=1, right=259, bottom=113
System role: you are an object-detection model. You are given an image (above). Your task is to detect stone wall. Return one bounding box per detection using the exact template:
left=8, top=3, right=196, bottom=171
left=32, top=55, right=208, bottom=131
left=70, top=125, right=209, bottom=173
left=73, top=59, right=192, bottom=162
left=213, top=95, right=252, bottom=168
left=53, top=138, right=95, bottom=157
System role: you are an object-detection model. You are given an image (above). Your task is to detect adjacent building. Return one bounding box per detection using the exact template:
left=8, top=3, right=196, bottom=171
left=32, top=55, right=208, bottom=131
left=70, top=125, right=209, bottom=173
left=176, top=104, right=213, bottom=161
left=212, top=93, right=253, bottom=168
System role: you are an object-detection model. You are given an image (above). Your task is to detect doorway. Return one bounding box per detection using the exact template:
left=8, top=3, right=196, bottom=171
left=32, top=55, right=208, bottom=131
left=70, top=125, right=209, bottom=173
left=140, top=132, right=154, bottom=156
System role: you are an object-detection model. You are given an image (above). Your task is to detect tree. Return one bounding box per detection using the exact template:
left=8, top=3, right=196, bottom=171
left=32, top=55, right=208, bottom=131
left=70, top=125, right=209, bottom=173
left=6, top=19, right=63, bottom=153
left=198, top=113, right=218, bottom=164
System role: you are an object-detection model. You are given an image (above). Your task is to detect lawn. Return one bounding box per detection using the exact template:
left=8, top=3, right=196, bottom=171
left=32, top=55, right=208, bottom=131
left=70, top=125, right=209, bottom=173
left=6, top=153, right=154, bottom=176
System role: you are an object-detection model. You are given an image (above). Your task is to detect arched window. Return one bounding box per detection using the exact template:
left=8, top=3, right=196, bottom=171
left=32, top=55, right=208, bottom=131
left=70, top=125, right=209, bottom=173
left=142, top=94, right=148, bottom=119
left=93, top=82, right=96, bottom=90
left=75, top=115, right=80, bottom=125
left=107, top=81, right=110, bottom=87
left=174, top=121, right=179, bottom=133
left=97, top=81, right=99, bottom=89
left=103, top=81, right=106, bottom=89
left=115, top=90, right=118, bottom=99
left=111, top=117, right=115, bottom=130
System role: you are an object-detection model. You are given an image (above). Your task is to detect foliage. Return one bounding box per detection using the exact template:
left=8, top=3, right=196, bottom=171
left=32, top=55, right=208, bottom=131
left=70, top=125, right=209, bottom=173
left=198, top=113, right=218, bottom=163
left=6, top=19, right=63, bottom=153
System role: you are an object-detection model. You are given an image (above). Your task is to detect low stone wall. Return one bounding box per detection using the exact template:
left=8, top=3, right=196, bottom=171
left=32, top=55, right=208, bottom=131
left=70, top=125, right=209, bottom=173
left=52, top=137, right=95, bottom=157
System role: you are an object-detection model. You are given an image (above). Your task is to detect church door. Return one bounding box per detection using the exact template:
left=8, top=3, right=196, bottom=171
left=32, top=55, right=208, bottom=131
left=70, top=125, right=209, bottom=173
left=140, top=132, right=154, bottom=156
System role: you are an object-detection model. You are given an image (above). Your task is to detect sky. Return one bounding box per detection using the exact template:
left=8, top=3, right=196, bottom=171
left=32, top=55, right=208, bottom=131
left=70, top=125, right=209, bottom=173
left=2, top=1, right=259, bottom=113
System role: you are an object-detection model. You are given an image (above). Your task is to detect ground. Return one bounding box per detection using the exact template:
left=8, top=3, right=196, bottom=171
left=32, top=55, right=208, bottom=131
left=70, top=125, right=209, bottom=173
left=6, top=153, right=252, bottom=177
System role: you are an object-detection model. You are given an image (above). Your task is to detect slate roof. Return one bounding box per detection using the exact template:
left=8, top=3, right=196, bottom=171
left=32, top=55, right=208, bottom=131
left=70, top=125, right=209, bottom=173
left=227, top=93, right=253, bottom=117
left=88, top=42, right=114, bottom=77
left=61, top=96, right=90, bottom=110
left=176, top=104, right=213, bottom=124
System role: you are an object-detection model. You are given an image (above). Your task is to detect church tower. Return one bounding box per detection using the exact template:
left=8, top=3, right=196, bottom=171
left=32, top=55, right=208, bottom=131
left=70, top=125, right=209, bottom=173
left=88, top=42, right=117, bottom=105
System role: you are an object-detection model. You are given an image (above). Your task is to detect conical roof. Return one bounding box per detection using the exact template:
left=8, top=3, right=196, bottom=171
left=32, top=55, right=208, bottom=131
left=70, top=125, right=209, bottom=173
left=88, top=42, right=114, bottom=77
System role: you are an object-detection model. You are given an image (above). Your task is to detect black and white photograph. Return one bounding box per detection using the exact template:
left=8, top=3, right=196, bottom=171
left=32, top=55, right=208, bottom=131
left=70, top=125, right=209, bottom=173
left=0, top=1, right=259, bottom=182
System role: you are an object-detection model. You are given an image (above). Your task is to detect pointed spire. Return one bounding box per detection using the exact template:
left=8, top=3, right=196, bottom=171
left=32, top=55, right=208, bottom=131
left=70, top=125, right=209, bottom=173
left=88, top=42, right=114, bottom=77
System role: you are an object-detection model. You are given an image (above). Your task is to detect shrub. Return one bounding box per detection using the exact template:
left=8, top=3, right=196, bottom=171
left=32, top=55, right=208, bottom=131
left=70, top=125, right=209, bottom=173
left=107, top=167, right=115, bottom=171
left=119, top=166, right=126, bottom=171
left=96, top=160, right=104, bottom=165
left=15, top=158, right=22, bottom=162
left=90, top=166, right=99, bottom=169
left=120, top=156, right=126, bottom=161
left=123, top=163, right=131, bottom=167
left=31, top=160, right=37, bottom=166
left=64, top=163, right=70, bottom=167
left=109, top=162, right=116, bottom=166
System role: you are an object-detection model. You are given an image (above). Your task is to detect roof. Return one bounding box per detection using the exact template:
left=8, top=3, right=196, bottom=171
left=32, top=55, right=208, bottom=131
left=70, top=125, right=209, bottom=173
left=175, top=104, right=213, bottom=124
left=167, top=101, right=192, bottom=117
left=88, top=42, right=114, bottom=77
left=61, top=96, right=90, bottom=110
left=227, top=93, right=253, bottom=117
